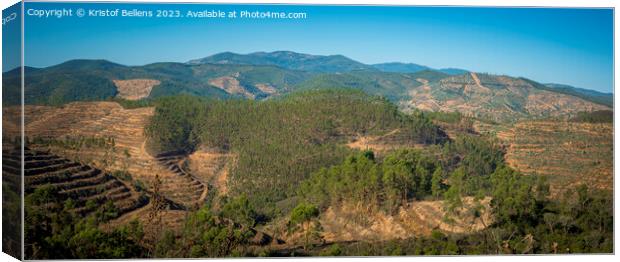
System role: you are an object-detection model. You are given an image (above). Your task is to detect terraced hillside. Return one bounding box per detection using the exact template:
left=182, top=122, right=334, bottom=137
left=3, top=147, right=147, bottom=216
left=188, top=149, right=235, bottom=197
left=490, top=121, right=613, bottom=196
left=403, top=73, right=610, bottom=122
left=21, top=102, right=225, bottom=210
left=156, top=151, right=208, bottom=208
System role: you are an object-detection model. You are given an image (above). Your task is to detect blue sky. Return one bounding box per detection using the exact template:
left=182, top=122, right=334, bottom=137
left=2, top=2, right=21, bottom=72
left=21, top=2, right=614, bottom=93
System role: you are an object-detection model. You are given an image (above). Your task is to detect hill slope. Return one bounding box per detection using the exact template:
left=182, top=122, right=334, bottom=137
left=373, top=62, right=468, bottom=75
left=3, top=60, right=313, bottom=105
left=402, top=72, right=611, bottom=122
left=6, top=51, right=611, bottom=123
left=188, top=51, right=374, bottom=72
left=543, top=83, right=613, bottom=107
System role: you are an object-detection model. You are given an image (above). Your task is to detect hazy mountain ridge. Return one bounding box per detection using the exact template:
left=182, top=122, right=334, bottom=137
left=543, top=83, right=613, bottom=107
left=372, top=62, right=469, bottom=75
left=188, top=51, right=375, bottom=72
left=5, top=51, right=612, bottom=122
left=402, top=72, right=611, bottom=121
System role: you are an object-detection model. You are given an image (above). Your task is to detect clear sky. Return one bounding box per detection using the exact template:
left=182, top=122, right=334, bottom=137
left=22, top=2, right=614, bottom=93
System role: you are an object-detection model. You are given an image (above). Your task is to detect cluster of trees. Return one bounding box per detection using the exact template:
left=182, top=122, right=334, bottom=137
left=318, top=177, right=612, bottom=255
left=153, top=206, right=257, bottom=258
left=298, top=150, right=441, bottom=213
left=24, top=186, right=264, bottom=259
left=24, top=186, right=145, bottom=259
left=298, top=133, right=506, bottom=214
left=570, top=110, right=613, bottom=123
left=145, top=96, right=207, bottom=153
left=146, top=90, right=448, bottom=216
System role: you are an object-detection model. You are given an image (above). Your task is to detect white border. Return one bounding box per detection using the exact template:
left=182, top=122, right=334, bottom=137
left=0, top=1, right=617, bottom=262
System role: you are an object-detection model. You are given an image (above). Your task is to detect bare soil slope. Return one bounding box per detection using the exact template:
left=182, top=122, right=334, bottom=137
left=22, top=102, right=216, bottom=210
left=402, top=73, right=610, bottom=122
left=317, top=197, right=491, bottom=243
left=113, top=79, right=160, bottom=100
left=3, top=147, right=147, bottom=216
left=491, top=121, right=612, bottom=196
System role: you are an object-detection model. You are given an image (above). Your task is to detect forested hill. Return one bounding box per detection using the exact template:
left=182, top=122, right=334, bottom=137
left=187, top=51, right=375, bottom=72
left=6, top=51, right=611, bottom=123
left=145, top=89, right=449, bottom=212
left=3, top=59, right=312, bottom=106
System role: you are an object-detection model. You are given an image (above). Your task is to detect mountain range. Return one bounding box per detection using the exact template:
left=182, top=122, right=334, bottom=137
left=3, top=51, right=612, bottom=121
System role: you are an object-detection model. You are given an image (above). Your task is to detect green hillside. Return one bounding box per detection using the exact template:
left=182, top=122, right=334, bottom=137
left=5, top=52, right=612, bottom=123
left=373, top=62, right=468, bottom=76
left=542, top=83, right=613, bottom=107
left=296, top=70, right=449, bottom=101
left=145, top=89, right=448, bottom=215
left=188, top=51, right=375, bottom=72
left=4, top=60, right=314, bottom=105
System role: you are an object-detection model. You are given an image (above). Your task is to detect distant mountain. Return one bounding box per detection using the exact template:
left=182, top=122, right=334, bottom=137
left=5, top=51, right=611, bottom=122
left=438, top=68, right=469, bottom=75
left=543, top=83, right=613, bottom=107
left=2, top=59, right=312, bottom=105
left=402, top=72, right=611, bottom=121
left=372, top=62, right=431, bottom=73
left=188, top=51, right=374, bottom=73
left=372, top=62, right=468, bottom=76
left=297, top=70, right=448, bottom=102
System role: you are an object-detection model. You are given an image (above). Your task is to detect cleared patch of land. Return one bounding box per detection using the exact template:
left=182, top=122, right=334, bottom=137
left=188, top=149, right=235, bottom=196
left=208, top=75, right=255, bottom=99
left=113, top=79, right=160, bottom=100
left=318, top=197, right=492, bottom=243
left=3, top=147, right=147, bottom=217
left=402, top=73, right=610, bottom=122
left=20, top=102, right=233, bottom=225
left=489, top=121, right=612, bottom=196
left=346, top=129, right=424, bottom=155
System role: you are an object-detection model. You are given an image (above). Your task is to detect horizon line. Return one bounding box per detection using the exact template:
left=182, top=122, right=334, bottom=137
left=9, top=50, right=614, bottom=94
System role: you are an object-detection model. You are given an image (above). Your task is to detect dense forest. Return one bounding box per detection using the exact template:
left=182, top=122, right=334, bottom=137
left=145, top=89, right=448, bottom=216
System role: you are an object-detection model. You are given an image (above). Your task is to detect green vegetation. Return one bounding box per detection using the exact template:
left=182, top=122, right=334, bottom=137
left=24, top=186, right=257, bottom=259
left=288, top=203, right=322, bottom=250
left=540, top=82, right=613, bottom=108
left=2, top=182, right=21, bottom=258
left=145, top=96, right=207, bottom=153
left=298, top=133, right=504, bottom=211
left=220, top=195, right=259, bottom=227
left=154, top=207, right=256, bottom=258
left=24, top=186, right=145, bottom=259
left=189, top=51, right=374, bottom=73
left=146, top=89, right=447, bottom=216
left=296, top=70, right=447, bottom=102
left=17, top=75, right=612, bottom=258
left=294, top=159, right=612, bottom=255
left=570, top=110, right=613, bottom=123
left=298, top=150, right=440, bottom=213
